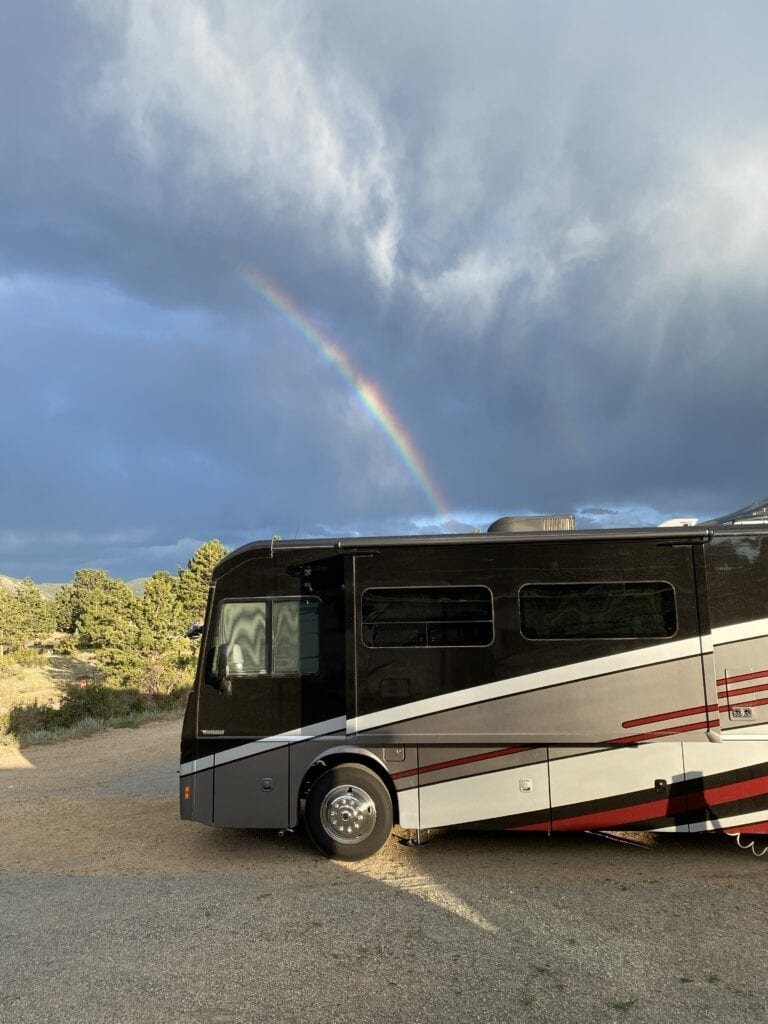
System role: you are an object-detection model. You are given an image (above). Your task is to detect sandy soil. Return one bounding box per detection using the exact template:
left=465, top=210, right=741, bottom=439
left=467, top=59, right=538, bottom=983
left=1, top=718, right=187, bottom=876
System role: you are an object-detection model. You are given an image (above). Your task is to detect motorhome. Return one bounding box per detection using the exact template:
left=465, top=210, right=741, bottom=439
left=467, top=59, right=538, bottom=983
left=180, top=499, right=768, bottom=859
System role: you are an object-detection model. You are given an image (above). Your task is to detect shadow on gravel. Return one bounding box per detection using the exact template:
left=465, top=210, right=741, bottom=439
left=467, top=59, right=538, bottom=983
left=190, top=818, right=753, bottom=885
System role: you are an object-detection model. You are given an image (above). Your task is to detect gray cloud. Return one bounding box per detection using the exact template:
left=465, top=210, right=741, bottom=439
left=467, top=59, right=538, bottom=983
left=2, top=1, right=768, bottom=578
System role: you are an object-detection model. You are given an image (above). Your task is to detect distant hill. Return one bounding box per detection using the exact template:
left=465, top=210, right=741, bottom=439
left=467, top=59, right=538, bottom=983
left=0, top=574, right=20, bottom=594
left=0, top=575, right=147, bottom=598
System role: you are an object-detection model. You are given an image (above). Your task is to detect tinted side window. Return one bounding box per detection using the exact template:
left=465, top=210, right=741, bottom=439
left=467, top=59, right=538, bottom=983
left=272, top=599, right=321, bottom=675
left=519, top=582, right=677, bottom=640
left=362, top=587, right=493, bottom=648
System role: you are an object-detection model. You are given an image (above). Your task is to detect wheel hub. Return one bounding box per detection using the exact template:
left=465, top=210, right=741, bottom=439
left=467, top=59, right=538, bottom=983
left=321, top=784, right=377, bottom=844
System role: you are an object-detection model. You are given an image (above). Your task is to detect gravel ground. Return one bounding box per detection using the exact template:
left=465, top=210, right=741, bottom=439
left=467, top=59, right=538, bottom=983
left=2, top=721, right=767, bottom=1024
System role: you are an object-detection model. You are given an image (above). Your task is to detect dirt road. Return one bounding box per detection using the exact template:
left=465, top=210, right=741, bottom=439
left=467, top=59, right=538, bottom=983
left=2, top=721, right=767, bottom=1023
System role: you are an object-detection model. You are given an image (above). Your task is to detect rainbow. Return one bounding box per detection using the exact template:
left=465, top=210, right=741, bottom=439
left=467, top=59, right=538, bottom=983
left=238, top=268, right=453, bottom=523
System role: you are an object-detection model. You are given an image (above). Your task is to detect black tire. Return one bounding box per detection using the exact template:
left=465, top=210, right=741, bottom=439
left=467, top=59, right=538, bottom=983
left=304, top=764, right=393, bottom=860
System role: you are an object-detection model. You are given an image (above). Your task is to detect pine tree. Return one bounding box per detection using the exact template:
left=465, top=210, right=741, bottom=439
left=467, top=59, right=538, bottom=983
left=177, top=540, right=228, bottom=624
left=53, top=583, right=76, bottom=632
left=134, top=571, right=189, bottom=661
left=98, top=571, right=193, bottom=690
left=69, top=569, right=115, bottom=627
left=75, top=574, right=136, bottom=651
left=0, top=587, right=22, bottom=655
left=15, top=578, right=55, bottom=644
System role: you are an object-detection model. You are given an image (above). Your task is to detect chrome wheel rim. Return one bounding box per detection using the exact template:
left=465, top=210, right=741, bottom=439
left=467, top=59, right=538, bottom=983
left=320, top=784, right=377, bottom=844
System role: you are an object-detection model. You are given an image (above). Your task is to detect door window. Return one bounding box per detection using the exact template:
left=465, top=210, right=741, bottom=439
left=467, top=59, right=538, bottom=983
left=215, top=597, right=321, bottom=676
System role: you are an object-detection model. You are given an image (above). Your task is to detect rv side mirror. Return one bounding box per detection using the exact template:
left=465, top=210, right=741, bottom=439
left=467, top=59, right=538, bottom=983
left=215, top=643, right=232, bottom=695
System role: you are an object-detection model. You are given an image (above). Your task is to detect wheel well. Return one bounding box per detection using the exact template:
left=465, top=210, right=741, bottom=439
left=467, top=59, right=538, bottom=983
left=300, top=753, right=400, bottom=825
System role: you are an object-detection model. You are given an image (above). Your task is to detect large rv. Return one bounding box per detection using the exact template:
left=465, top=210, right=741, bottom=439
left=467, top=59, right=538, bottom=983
left=180, top=500, right=768, bottom=859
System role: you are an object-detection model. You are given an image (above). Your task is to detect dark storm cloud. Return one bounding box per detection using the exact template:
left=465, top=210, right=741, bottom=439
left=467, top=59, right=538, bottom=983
left=0, top=279, right=431, bottom=573
left=2, top=1, right=768, bottom=578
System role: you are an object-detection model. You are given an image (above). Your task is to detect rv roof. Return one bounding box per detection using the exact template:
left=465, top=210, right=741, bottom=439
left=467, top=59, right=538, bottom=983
left=214, top=523, right=730, bottom=572
left=215, top=503, right=768, bottom=572
left=701, top=495, right=768, bottom=526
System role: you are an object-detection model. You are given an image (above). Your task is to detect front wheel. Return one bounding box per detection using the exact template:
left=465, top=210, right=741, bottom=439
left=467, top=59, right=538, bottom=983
left=304, top=764, right=393, bottom=860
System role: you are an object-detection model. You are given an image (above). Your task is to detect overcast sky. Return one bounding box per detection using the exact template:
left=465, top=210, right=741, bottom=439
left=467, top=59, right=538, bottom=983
left=3, top=1, right=768, bottom=581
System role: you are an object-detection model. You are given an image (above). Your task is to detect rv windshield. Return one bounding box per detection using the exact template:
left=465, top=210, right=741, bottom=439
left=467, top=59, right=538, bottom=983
left=217, top=601, right=267, bottom=674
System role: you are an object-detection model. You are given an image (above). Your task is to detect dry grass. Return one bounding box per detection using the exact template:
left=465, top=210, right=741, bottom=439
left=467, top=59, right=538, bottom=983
left=7, top=708, right=183, bottom=749
left=0, top=653, right=95, bottom=716
left=0, top=649, right=188, bottom=749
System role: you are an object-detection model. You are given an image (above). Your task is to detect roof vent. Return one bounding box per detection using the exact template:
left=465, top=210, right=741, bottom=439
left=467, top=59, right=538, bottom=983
left=487, top=514, right=576, bottom=534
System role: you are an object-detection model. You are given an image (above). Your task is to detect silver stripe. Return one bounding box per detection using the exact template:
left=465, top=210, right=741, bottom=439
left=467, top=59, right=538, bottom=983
left=180, top=715, right=346, bottom=777
left=711, top=617, right=768, bottom=645
left=179, top=755, right=215, bottom=777
left=350, top=634, right=708, bottom=733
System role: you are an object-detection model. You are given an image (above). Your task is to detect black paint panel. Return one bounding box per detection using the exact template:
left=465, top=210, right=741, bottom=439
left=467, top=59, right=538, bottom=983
left=353, top=538, right=701, bottom=718
left=705, top=535, right=768, bottom=628
left=196, top=551, right=346, bottom=737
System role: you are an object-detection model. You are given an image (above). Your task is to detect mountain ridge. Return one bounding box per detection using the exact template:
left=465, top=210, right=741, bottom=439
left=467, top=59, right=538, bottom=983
left=0, top=575, right=147, bottom=598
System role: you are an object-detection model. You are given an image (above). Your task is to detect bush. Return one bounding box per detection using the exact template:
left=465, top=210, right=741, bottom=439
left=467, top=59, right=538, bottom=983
left=4, top=701, right=58, bottom=736
left=6, top=646, right=48, bottom=668
left=137, top=662, right=192, bottom=698
left=1, top=677, right=190, bottom=742
left=54, top=679, right=140, bottom=725
left=102, top=657, right=193, bottom=697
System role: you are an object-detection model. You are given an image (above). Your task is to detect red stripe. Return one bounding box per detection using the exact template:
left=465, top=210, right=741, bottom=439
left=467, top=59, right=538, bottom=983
left=730, top=821, right=768, bottom=834
left=718, top=696, right=768, bottom=714
left=717, top=667, right=768, bottom=687
left=552, top=793, right=687, bottom=830
left=390, top=745, right=530, bottom=781
left=686, top=772, right=768, bottom=811
left=551, top=773, right=768, bottom=831
left=397, top=720, right=713, bottom=780
left=610, top=720, right=710, bottom=744
left=622, top=704, right=718, bottom=729
left=718, top=681, right=768, bottom=699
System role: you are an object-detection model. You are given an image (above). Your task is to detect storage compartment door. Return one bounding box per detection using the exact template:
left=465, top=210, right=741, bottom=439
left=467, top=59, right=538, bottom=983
left=213, top=744, right=290, bottom=829
left=417, top=748, right=551, bottom=830
left=549, top=744, right=688, bottom=832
